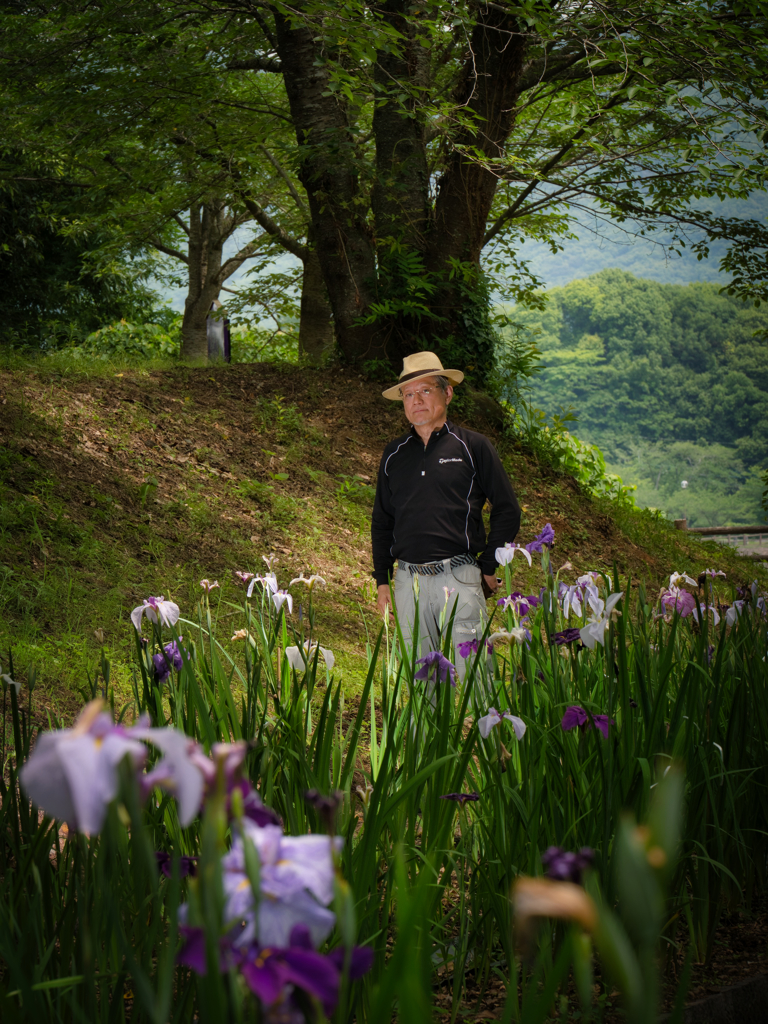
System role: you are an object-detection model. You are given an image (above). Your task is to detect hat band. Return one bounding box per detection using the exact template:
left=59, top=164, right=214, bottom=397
left=398, top=367, right=443, bottom=384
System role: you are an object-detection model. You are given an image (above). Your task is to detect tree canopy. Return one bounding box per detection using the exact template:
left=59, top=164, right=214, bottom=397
left=1, top=0, right=767, bottom=371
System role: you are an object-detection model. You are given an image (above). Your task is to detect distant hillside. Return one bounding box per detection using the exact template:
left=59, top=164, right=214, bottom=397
left=504, top=270, right=768, bottom=527
left=511, top=191, right=768, bottom=289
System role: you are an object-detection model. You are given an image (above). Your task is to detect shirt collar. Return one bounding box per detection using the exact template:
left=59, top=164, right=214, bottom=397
left=410, top=421, right=450, bottom=440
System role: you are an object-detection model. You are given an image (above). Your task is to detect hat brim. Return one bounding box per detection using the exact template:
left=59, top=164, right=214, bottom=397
left=382, top=369, right=464, bottom=401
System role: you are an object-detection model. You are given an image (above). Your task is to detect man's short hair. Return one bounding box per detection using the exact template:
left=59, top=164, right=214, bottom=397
left=398, top=374, right=451, bottom=398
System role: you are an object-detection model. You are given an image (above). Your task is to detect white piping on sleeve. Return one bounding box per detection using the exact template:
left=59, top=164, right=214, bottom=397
left=384, top=435, right=413, bottom=555
left=446, top=427, right=476, bottom=550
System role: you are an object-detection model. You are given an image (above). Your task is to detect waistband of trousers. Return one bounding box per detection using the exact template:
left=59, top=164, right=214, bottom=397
left=398, top=552, right=478, bottom=577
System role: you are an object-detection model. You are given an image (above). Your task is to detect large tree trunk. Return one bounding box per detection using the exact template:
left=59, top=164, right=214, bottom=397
left=424, top=3, right=526, bottom=337
left=273, top=2, right=527, bottom=371
left=274, top=8, right=385, bottom=365
left=180, top=201, right=227, bottom=362
left=299, top=229, right=334, bottom=364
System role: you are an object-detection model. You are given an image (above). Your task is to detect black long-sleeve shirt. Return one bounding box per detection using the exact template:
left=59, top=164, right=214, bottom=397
left=371, top=420, right=521, bottom=585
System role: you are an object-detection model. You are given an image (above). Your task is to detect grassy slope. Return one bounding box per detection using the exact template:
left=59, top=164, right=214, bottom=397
left=1, top=354, right=764, bottom=723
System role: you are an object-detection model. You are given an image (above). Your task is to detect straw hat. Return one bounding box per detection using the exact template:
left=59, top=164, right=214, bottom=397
left=381, top=351, right=464, bottom=400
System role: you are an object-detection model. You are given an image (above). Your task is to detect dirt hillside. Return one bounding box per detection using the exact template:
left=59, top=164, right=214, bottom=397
left=0, top=359, right=763, bottom=718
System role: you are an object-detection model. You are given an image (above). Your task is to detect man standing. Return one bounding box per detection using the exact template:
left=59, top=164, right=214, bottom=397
left=371, top=351, right=521, bottom=664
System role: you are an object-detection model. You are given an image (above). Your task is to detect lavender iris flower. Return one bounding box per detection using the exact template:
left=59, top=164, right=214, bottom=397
left=477, top=707, right=526, bottom=740
left=130, top=595, right=180, bottom=633
left=526, top=523, right=555, bottom=553
left=415, top=651, right=457, bottom=685
left=560, top=705, right=613, bottom=739
left=234, top=571, right=255, bottom=587
left=541, top=846, right=595, bottom=883
left=551, top=628, right=582, bottom=646
left=222, top=820, right=342, bottom=948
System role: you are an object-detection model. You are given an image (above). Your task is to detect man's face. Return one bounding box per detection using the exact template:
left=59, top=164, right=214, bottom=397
left=401, top=376, right=453, bottom=427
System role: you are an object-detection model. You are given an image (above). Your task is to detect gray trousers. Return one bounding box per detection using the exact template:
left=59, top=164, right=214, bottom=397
left=393, top=558, right=487, bottom=681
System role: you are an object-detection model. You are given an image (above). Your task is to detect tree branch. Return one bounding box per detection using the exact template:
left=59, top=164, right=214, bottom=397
left=259, top=144, right=309, bottom=217
left=483, top=91, right=628, bottom=246
left=239, top=195, right=308, bottom=261
left=148, top=238, right=189, bottom=264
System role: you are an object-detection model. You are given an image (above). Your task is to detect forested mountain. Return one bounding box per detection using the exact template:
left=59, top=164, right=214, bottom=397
left=506, top=270, right=768, bottom=526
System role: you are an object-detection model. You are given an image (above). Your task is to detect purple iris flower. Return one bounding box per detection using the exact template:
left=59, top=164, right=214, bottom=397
left=155, top=850, right=198, bottom=878
left=177, top=924, right=372, bottom=1015
left=415, top=651, right=457, bottom=686
left=440, top=792, right=480, bottom=806
left=152, top=638, right=186, bottom=683
left=541, top=846, right=595, bottom=884
left=498, top=592, right=541, bottom=617
left=526, top=523, right=555, bottom=553
left=304, top=789, right=343, bottom=832
left=661, top=588, right=696, bottom=617
left=561, top=705, right=613, bottom=738
left=551, top=628, right=582, bottom=646
left=177, top=925, right=208, bottom=974
left=235, top=570, right=255, bottom=587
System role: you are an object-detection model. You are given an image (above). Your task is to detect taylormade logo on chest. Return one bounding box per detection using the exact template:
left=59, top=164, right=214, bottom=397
left=439, top=457, right=463, bottom=464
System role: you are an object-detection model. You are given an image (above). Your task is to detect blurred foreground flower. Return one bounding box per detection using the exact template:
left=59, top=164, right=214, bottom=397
left=177, top=923, right=372, bottom=1018
left=514, top=876, right=597, bottom=936
left=130, top=595, right=180, bottom=632
left=415, top=650, right=457, bottom=685
left=20, top=700, right=206, bottom=831
left=561, top=705, right=613, bottom=739
left=478, top=707, right=526, bottom=740
left=542, top=845, right=594, bottom=883
left=222, top=820, right=342, bottom=948
left=191, top=741, right=281, bottom=828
